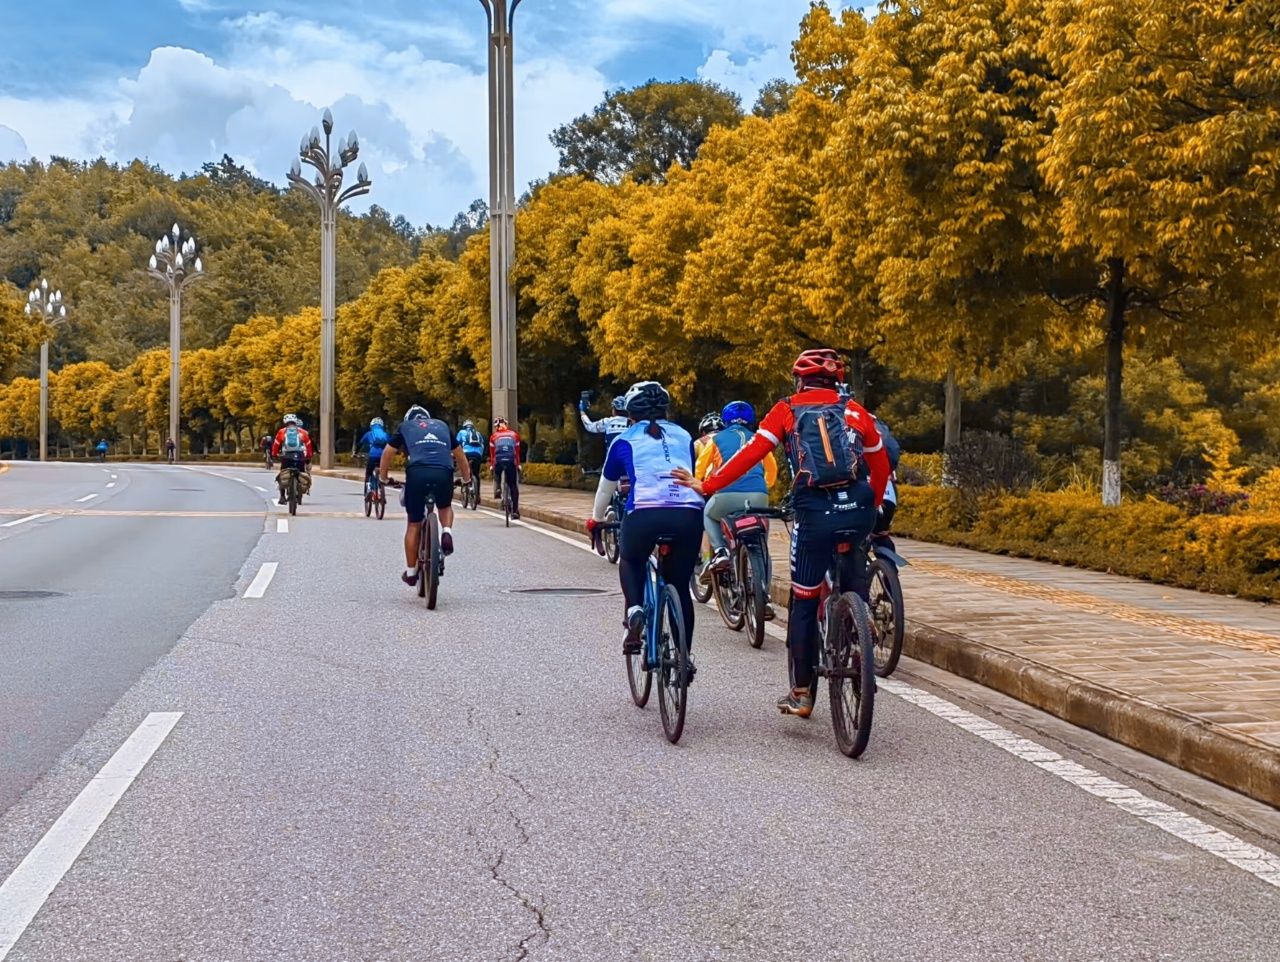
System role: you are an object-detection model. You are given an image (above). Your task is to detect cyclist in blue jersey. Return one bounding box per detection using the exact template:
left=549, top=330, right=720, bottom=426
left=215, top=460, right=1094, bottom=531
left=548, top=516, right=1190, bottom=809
left=580, top=395, right=629, bottom=450
left=456, top=420, right=486, bottom=489
left=587, top=381, right=704, bottom=666
left=357, top=417, right=391, bottom=488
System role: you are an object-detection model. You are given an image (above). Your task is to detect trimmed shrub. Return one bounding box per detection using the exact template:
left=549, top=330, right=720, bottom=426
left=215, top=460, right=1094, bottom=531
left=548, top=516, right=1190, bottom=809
left=894, top=486, right=1280, bottom=601
left=898, top=452, right=943, bottom=486
left=520, top=462, right=598, bottom=491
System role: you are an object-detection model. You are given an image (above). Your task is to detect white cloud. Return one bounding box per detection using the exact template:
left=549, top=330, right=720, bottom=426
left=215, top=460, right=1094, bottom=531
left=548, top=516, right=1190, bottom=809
left=697, top=46, right=796, bottom=105
left=0, top=125, right=30, bottom=163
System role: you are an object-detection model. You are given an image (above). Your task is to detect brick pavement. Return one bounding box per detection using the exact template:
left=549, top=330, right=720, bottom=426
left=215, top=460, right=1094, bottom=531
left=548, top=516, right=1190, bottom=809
left=503, top=482, right=1280, bottom=806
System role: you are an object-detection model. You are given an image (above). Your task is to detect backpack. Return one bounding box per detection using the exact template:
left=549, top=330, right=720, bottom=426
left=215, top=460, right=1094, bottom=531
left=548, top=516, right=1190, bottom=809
left=787, top=401, right=862, bottom=490
left=281, top=425, right=305, bottom=454
left=493, top=434, right=517, bottom=462
left=874, top=416, right=901, bottom=471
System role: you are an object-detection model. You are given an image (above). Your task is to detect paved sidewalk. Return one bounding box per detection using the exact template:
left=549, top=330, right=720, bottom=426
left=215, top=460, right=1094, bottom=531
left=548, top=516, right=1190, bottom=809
left=501, top=482, right=1280, bottom=807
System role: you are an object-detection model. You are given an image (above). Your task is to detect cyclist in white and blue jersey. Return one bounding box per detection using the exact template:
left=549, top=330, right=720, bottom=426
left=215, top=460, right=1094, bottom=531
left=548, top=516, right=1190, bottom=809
left=587, top=381, right=704, bottom=663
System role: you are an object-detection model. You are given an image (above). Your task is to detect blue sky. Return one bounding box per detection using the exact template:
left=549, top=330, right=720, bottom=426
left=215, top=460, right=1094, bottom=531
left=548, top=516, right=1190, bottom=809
left=0, top=1, right=863, bottom=225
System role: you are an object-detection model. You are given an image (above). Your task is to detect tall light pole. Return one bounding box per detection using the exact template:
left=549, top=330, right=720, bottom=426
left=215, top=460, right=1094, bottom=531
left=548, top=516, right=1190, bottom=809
left=288, top=108, right=371, bottom=470
left=147, top=224, right=205, bottom=459
left=24, top=279, right=67, bottom=462
left=479, top=0, right=522, bottom=429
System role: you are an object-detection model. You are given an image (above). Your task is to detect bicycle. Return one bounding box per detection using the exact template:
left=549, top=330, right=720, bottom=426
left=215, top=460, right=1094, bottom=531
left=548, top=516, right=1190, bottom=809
left=765, top=503, right=876, bottom=758
left=385, top=478, right=444, bottom=610
left=866, top=535, right=908, bottom=677
left=281, top=465, right=305, bottom=516
left=462, top=458, right=481, bottom=511
left=500, top=471, right=512, bottom=527
left=708, top=506, right=775, bottom=648
left=364, top=467, right=387, bottom=520
left=594, top=522, right=690, bottom=744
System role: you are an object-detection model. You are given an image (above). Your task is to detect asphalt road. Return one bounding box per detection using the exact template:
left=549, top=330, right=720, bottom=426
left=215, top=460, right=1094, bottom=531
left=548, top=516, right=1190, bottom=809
left=0, top=463, right=1276, bottom=961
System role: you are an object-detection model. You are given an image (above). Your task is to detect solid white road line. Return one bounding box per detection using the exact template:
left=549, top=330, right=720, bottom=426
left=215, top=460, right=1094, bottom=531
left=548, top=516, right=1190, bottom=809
left=276, top=519, right=289, bottom=533
left=243, top=562, right=278, bottom=598
left=477, top=508, right=595, bottom=554
left=0, top=514, right=47, bottom=529
left=73, top=494, right=97, bottom=503
left=502, top=513, right=1280, bottom=891
left=0, top=712, right=183, bottom=960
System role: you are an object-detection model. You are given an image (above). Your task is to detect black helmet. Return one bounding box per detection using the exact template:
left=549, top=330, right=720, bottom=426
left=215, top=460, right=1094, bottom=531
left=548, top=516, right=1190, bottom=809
left=622, top=381, right=670, bottom=421
left=698, top=412, right=724, bottom=435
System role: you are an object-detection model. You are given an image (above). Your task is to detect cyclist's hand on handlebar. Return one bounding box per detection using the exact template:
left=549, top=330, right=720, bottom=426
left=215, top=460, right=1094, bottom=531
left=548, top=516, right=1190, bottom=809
left=671, top=466, right=705, bottom=496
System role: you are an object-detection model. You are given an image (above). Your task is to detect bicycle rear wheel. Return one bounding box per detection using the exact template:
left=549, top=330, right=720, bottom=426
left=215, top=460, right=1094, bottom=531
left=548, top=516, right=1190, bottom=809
left=626, top=643, right=652, bottom=708
left=375, top=490, right=386, bottom=520
left=603, top=505, right=620, bottom=565
left=742, top=544, right=767, bottom=649
left=426, top=514, right=441, bottom=609
left=502, top=478, right=511, bottom=527
left=287, top=476, right=298, bottom=516
left=657, top=583, right=689, bottom=744
left=828, top=592, right=875, bottom=758
left=712, top=562, right=744, bottom=631
left=869, top=558, right=905, bottom=677
left=364, top=484, right=373, bottom=517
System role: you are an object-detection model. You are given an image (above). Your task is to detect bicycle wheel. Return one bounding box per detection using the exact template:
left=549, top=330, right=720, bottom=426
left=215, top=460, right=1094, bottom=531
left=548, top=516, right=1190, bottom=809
left=712, top=560, right=745, bottom=631
left=471, top=475, right=480, bottom=510
left=502, top=477, right=511, bottom=527
left=287, top=476, right=298, bottom=516
left=626, top=637, right=652, bottom=708
left=742, top=544, right=767, bottom=650
left=375, top=490, right=386, bottom=520
left=827, top=591, right=876, bottom=758
left=691, top=562, right=713, bottom=604
left=364, top=484, right=373, bottom=517
left=869, top=558, right=905, bottom=677
left=657, top=583, right=689, bottom=743
left=426, top=515, right=441, bottom=610
left=603, top=505, right=621, bottom=565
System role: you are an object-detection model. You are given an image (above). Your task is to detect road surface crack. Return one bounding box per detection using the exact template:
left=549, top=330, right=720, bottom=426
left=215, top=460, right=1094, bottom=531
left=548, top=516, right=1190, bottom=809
left=466, top=707, right=550, bottom=960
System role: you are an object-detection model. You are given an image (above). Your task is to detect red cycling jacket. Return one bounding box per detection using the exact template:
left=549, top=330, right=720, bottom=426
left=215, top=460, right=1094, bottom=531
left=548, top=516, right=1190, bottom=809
left=702, top=387, right=890, bottom=505
left=271, top=426, right=314, bottom=459
left=489, top=429, right=522, bottom=469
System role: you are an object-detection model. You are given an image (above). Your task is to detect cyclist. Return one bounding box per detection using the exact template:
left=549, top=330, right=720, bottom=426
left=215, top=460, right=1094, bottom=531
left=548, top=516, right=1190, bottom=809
left=489, top=416, right=522, bottom=519
left=872, top=414, right=902, bottom=551
left=357, top=417, right=391, bottom=490
left=260, top=433, right=273, bottom=468
left=165, top=437, right=176, bottom=463
left=693, top=413, right=723, bottom=461
left=95, top=439, right=108, bottom=462
left=586, top=381, right=704, bottom=665
left=457, top=420, right=486, bottom=492
left=675, top=349, right=890, bottom=718
left=378, top=404, right=471, bottom=586
left=696, top=401, right=778, bottom=576
left=580, top=395, right=629, bottom=451
left=271, top=414, right=313, bottom=504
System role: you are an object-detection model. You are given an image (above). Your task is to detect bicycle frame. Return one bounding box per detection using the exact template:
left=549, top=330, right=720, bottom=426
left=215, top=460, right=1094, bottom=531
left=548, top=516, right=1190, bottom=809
left=642, top=547, right=669, bottom=669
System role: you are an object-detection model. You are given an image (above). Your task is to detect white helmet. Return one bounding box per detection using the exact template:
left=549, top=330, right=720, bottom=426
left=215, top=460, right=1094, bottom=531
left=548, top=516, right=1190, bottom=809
left=283, top=413, right=301, bottom=426
left=404, top=404, right=430, bottom=422
left=370, top=417, right=384, bottom=428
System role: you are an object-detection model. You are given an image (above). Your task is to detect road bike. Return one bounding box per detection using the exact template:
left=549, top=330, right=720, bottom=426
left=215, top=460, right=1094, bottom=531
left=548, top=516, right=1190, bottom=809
left=461, top=458, right=481, bottom=510
left=364, top=470, right=387, bottom=520
left=500, top=471, right=513, bottom=527
left=709, top=506, right=775, bottom=649
left=386, top=478, right=444, bottom=610
left=765, top=503, right=876, bottom=758
left=866, top=535, right=907, bottom=677
left=595, top=522, right=690, bottom=744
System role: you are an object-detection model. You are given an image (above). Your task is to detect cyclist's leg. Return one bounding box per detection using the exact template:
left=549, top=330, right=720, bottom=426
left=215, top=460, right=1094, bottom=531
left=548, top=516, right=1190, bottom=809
left=508, top=464, right=520, bottom=514
left=705, top=492, right=753, bottom=554
left=873, top=496, right=897, bottom=554
left=428, top=469, right=456, bottom=553
left=364, top=458, right=375, bottom=488
left=617, top=510, right=658, bottom=611
left=402, top=467, right=428, bottom=569
left=836, top=481, right=877, bottom=601
left=657, top=508, right=704, bottom=648
left=788, top=505, right=839, bottom=691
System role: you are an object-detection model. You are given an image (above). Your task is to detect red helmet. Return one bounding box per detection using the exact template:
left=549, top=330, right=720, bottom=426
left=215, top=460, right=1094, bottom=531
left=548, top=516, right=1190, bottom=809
left=792, top=349, right=844, bottom=381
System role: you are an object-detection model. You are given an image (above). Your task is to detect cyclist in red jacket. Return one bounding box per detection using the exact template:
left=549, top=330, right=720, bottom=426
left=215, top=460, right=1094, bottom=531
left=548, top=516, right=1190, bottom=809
left=489, top=417, right=522, bottom=519
left=271, top=414, right=314, bottom=504
left=676, top=349, right=890, bottom=718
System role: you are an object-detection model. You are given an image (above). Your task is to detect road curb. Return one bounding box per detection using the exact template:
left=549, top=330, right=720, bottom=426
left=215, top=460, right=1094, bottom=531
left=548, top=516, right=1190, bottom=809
left=516, top=492, right=1280, bottom=809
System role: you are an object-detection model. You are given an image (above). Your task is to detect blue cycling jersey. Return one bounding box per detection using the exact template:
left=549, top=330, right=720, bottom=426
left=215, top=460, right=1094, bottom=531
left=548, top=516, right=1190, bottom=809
left=359, top=426, right=391, bottom=463
left=457, top=428, right=485, bottom=457
left=604, top=420, right=703, bottom=512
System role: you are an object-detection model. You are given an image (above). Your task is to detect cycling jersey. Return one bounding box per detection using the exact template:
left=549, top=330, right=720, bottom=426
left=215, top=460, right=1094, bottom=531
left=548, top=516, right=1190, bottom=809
left=390, top=415, right=457, bottom=470
left=358, top=426, right=391, bottom=464
left=271, top=426, right=314, bottom=460
left=457, top=428, right=486, bottom=458
left=600, top=420, right=703, bottom=513
left=489, top=429, right=521, bottom=467
left=702, top=389, right=890, bottom=508
left=581, top=412, right=629, bottom=449
left=695, top=425, right=777, bottom=493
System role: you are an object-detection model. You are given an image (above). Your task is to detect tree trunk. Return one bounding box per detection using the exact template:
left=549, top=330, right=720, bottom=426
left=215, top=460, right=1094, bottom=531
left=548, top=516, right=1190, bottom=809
left=1102, top=257, right=1127, bottom=507
left=944, top=368, right=962, bottom=447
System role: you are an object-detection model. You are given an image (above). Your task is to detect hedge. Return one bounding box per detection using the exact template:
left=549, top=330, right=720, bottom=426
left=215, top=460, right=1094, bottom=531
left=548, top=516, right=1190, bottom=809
left=894, top=486, right=1280, bottom=601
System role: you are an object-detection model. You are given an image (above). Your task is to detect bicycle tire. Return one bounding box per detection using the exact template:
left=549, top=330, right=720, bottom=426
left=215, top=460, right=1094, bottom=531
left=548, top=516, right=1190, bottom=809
left=828, top=591, right=876, bottom=758
left=870, top=558, right=905, bottom=677
left=426, top=514, right=441, bottom=610
left=502, top=477, right=511, bottom=528
left=626, top=644, right=652, bottom=708
left=712, top=559, right=745, bottom=631
left=364, top=485, right=373, bottom=517
left=691, top=565, right=713, bottom=604
left=287, top=476, right=298, bottom=516
left=375, top=491, right=386, bottom=520
left=603, top=505, right=621, bottom=565
left=657, top=583, right=689, bottom=744
left=743, top=544, right=767, bottom=649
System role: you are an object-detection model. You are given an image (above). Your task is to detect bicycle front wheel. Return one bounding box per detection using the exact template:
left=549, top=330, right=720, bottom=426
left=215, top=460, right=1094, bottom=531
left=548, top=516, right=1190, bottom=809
left=626, top=643, right=652, bottom=708
left=657, top=583, right=689, bottom=744
left=828, top=592, right=875, bottom=758
left=603, top=505, right=620, bottom=565
left=870, top=558, right=905, bottom=677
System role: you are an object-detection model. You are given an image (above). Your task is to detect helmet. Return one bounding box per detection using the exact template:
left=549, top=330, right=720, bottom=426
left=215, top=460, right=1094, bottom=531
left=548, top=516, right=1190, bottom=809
left=370, top=417, right=384, bottom=428
left=463, top=420, right=474, bottom=429
left=494, top=416, right=508, bottom=429
left=792, top=348, right=844, bottom=382
left=283, top=413, right=300, bottom=426
left=722, top=401, right=754, bottom=425
left=611, top=395, right=626, bottom=413
left=623, top=381, right=671, bottom=421
left=404, top=404, right=430, bottom=422
left=698, top=412, right=724, bottom=435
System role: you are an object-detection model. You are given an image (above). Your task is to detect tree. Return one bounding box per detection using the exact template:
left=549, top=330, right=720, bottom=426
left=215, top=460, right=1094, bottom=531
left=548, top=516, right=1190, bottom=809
left=752, top=79, right=796, bottom=119
left=1039, top=0, right=1280, bottom=504
left=550, top=79, right=744, bottom=185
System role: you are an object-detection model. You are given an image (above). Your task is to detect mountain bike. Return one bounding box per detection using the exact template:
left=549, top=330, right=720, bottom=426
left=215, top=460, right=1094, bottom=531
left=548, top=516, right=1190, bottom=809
left=710, top=507, right=775, bottom=648
left=282, top=466, right=304, bottom=516
left=386, top=478, right=444, bottom=610
left=766, top=503, right=876, bottom=758
left=364, top=469, right=386, bottom=520
left=462, top=458, right=481, bottom=510
left=500, top=471, right=512, bottom=527
left=867, top=535, right=907, bottom=677
left=595, top=522, right=690, bottom=744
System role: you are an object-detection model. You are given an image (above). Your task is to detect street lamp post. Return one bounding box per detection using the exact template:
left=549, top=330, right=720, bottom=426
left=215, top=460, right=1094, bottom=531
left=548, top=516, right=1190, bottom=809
left=24, top=278, right=67, bottom=462
left=479, top=0, right=522, bottom=429
left=147, top=224, right=205, bottom=459
left=288, top=109, right=371, bottom=470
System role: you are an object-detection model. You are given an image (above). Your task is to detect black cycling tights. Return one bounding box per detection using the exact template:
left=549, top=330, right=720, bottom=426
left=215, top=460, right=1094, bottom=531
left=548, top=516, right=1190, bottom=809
left=619, top=507, right=703, bottom=649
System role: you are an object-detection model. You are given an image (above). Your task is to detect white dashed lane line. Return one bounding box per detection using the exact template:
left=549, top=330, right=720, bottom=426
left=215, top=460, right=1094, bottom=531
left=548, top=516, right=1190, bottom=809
left=73, top=494, right=97, bottom=503
left=0, top=712, right=183, bottom=960
left=0, top=514, right=48, bottom=529
left=276, top=519, right=289, bottom=533
left=243, top=562, right=278, bottom=599
left=105, top=483, right=115, bottom=489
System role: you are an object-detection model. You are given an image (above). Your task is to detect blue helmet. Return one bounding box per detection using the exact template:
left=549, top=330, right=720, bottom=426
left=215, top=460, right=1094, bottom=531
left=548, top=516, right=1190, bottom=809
left=722, top=400, right=754, bottom=426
